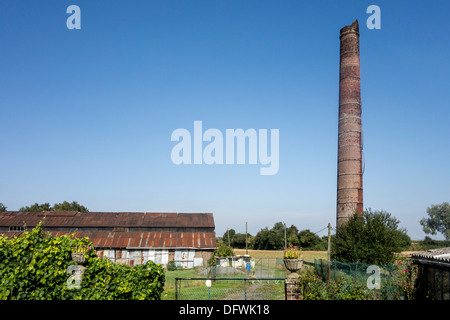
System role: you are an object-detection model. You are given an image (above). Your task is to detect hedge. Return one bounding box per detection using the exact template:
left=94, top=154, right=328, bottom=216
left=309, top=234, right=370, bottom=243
left=0, top=222, right=165, bottom=300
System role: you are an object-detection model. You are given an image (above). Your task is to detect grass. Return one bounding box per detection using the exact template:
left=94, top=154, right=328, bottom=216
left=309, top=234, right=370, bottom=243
left=408, top=239, right=450, bottom=251
left=161, top=249, right=329, bottom=300
left=166, top=279, right=285, bottom=300
left=161, top=248, right=422, bottom=300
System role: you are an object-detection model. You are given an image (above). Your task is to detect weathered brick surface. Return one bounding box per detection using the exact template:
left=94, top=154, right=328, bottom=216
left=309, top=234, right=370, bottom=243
left=337, top=20, right=363, bottom=227
left=285, top=278, right=301, bottom=300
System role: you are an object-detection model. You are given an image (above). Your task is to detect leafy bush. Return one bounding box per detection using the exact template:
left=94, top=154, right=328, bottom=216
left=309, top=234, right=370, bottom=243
left=332, top=209, right=410, bottom=264
left=167, top=261, right=178, bottom=271
left=79, top=257, right=165, bottom=300
left=297, top=262, right=418, bottom=300
left=0, top=222, right=165, bottom=300
left=297, top=268, right=376, bottom=300
left=297, top=258, right=419, bottom=300
left=390, top=259, right=418, bottom=300
left=208, top=240, right=234, bottom=266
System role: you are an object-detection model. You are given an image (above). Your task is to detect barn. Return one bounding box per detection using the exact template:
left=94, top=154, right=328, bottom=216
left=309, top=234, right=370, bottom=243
left=0, top=211, right=217, bottom=268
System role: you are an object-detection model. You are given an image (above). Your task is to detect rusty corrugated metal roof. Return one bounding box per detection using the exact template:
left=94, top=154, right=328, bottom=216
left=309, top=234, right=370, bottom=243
left=0, top=230, right=217, bottom=249
left=0, top=211, right=217, bottom=249
left=0, top=211, right=215, bottom=228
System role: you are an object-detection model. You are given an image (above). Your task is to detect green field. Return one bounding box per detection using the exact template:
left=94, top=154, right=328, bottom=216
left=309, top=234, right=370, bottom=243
left=233, top=249, right=328, bottom=261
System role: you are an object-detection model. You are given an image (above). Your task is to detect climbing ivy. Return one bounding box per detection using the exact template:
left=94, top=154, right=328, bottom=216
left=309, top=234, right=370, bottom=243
left=0, top=222, right=165, bottom=300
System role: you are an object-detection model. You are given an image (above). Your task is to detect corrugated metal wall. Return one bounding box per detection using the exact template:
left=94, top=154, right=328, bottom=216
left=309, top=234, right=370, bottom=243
left=97, top=248, right=208, bottom=268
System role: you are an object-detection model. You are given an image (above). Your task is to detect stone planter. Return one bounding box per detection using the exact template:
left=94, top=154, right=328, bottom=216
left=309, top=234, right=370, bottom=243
left=71, top=252, right=86, bottom=265
left=284, top=258, right=303, bottom=278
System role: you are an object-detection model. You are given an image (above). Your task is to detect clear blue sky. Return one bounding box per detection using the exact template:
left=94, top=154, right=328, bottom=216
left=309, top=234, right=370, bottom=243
left=1, top=1, right=449, bottom=240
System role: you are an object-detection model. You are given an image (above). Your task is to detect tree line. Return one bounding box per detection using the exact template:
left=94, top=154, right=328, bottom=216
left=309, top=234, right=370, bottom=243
left=221, top=209, right=414, bottom=265
left=0, top=201, right=88, bottom=213
left=220, top=202, right=450, bottom=255
left=221, top=222, right=329, bottom=251
left=1, top=200, right=449, bottom=245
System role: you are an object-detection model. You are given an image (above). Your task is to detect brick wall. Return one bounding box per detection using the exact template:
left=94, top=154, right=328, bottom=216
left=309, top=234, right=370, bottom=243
left=285, top=278, right=301, bottom=300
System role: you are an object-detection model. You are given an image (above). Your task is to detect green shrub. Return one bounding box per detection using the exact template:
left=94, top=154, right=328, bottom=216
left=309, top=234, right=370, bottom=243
left=297, top=268, right=376, bottom=300
left=298, top=259, right=419, bottom=300
left=389, top=259, right=418, bottom=300
left=167, top=261, right=178, bottom=271
left=208, top=241, right=234, bottom=266
left=0, top=222, right=165, bottom=300
left=332, top=209, right=410, bottom=265
left=78, top=257, right=165, bottom=300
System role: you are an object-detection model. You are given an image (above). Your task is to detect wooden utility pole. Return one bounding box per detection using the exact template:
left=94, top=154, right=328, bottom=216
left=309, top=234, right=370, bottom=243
left=327, top=223, right=331, bottom=280
left=245, top=222, right=248, bottom=255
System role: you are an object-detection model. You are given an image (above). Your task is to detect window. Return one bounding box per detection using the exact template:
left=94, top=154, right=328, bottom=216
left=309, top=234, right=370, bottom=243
left=9, top=226, right=25, bottom=231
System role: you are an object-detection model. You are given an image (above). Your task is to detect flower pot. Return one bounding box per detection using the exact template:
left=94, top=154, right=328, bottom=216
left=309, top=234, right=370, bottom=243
left=284, top=258, right=303, bottom=277
left=72, top=252, right=86, bottom=265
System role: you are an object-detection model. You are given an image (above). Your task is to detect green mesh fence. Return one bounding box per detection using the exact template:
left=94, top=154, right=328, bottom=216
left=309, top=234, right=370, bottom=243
left=313, top=258, right=401, bottom=300
left=175, top=278, right=286, bottom=300
left=212, top=257, right=287, bottom=278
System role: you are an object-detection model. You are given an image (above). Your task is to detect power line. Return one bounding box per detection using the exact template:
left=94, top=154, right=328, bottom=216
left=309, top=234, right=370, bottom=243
left=312, top=226, right=329, bottom=235
left=311, top=224, right=338, bottom=236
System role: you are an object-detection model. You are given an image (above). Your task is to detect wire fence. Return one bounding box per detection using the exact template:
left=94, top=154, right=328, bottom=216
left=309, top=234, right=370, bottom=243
left=210, top=257, right=288, bottom=278
left=175, top=278, right=286, bottom=300
left=314, top=258, right=395, bottom=281
left=313, top=258, right=406, bottom=300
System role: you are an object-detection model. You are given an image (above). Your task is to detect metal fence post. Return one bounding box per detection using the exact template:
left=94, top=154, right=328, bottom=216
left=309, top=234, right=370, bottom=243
left=244, top=279, right=247, bottom=300
left=175, top=278, right=178, bottom=300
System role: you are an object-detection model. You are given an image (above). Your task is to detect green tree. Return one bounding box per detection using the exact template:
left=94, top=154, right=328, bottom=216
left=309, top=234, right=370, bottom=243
left=0, top=203, right=6, bottom=212
left=269, top=222, right=285, bottom=249
left=222, top=229, right=236, bottom=246
left=231, top=233, right=251, bottom=249
left=52, top=201, right=89, bottom=212
left=286, top=225, right=300, bottom=247
left=19, top=201, right=88, bottom=212
left=20, top=202, right=52, bottom=212
left=253, top=227, right=271, bottom=250
left=253, top=222, right=285, bottom=250
left=420, top=202, right=450, bottom=240
left=298, top=229, right=322, bottom=249
left=332, top=209, right=410, bottom=265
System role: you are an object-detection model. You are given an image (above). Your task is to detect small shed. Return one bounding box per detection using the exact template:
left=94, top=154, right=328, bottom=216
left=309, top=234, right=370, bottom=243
left=411, top=247, right=450, bottom=300
left=217, top=255, right=251, bottom=269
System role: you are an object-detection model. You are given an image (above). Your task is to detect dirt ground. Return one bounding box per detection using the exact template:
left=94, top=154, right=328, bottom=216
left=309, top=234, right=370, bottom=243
left=396, top=251, right=421, bottom=256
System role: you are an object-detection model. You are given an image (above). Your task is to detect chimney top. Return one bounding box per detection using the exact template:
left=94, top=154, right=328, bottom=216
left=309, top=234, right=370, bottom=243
left=340, top=19, right=359, bottom=37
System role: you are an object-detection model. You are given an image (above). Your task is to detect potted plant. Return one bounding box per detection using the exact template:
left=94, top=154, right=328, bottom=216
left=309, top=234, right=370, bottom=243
left=283, top=245, right=303, bottom=278
left=71, top=243, right=93, bottom=265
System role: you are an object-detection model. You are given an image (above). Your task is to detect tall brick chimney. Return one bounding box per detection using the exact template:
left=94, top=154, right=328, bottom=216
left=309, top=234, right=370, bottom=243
left=336, top=20, right=363, bottom=227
